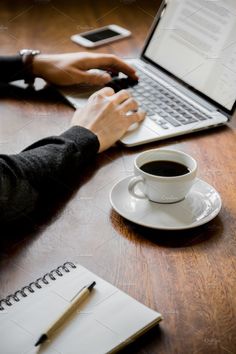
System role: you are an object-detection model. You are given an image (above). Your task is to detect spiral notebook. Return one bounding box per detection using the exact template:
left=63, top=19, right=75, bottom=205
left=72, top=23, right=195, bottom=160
left=0, top=262, right=162, bottom=354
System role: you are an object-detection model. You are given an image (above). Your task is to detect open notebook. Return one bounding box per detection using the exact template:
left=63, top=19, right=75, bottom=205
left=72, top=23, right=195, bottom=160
left=0, top=262, right=162, bottom=354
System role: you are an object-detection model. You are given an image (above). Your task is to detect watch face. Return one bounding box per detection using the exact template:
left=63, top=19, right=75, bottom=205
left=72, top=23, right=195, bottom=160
left=32, top=50, right=41, bottom=56
left=20, top=49, right=40, bottom=56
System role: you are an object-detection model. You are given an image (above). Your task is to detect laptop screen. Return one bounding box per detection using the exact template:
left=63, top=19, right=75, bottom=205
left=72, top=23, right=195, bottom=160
left=143, top=0, right=236, bottom=111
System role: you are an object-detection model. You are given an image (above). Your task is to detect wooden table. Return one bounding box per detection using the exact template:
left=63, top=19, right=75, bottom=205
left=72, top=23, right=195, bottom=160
left=0, top=1, right=235, bottom=353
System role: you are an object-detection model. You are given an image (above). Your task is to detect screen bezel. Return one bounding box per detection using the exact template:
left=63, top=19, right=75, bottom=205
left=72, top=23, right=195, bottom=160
left=141, top=1, right=236, bottom=116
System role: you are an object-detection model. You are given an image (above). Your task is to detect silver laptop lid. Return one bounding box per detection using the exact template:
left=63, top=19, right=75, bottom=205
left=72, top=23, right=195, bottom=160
left=141, top=0, right=236, bottom=115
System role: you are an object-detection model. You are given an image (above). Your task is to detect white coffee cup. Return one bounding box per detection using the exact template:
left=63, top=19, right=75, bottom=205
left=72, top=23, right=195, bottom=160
left=128, top=149, right=197, bottom=203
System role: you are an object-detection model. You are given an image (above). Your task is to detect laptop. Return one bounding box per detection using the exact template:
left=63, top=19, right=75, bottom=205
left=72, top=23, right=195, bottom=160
left=60, top=0, right=236, bottom=147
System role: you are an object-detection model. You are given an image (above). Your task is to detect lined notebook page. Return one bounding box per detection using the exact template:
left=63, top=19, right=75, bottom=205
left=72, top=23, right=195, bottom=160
left=0, top=264, right=162, bottom=354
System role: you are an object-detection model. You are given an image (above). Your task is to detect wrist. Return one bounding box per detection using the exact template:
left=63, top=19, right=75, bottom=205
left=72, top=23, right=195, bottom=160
left=32, top=54, right=46, bottom=78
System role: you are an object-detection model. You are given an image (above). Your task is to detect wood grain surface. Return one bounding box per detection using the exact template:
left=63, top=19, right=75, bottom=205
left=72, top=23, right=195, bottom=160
left=0, top=1, right=235, bottom=353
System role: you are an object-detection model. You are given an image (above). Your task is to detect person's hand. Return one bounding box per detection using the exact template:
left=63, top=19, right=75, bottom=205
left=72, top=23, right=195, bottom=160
left=32, top=52, right=138, bottom=86
left=71, top=87, right=145, bottom=152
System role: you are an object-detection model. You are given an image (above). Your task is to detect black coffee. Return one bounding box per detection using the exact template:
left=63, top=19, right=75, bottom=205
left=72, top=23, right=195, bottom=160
left=140, top=160, right=190, bottom=177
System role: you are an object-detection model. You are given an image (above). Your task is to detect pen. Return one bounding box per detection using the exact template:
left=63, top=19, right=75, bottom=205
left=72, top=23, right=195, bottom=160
left=35, top=281, right=96, bottom=347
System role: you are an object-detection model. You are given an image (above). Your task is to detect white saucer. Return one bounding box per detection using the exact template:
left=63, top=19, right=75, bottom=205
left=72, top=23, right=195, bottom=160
left=110, top=177, right=222, bottom=230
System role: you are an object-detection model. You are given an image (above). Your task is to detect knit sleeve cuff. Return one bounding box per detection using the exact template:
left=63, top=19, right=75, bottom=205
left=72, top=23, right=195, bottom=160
left=0, top=54, right=26, bottom=82
left=60, top=126, right=100, bottom=157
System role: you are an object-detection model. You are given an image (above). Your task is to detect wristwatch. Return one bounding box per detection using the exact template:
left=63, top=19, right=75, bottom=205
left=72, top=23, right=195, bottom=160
left=19, top=49, right=41, bottom=86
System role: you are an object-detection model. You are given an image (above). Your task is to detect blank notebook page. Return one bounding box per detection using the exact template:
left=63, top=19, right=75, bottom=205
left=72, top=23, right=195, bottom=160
left=0, top=263, right=162, bottom=354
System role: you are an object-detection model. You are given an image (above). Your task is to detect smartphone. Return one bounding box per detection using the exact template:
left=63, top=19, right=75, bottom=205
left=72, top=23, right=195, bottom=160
left=71, top=24, right=131, bottom=48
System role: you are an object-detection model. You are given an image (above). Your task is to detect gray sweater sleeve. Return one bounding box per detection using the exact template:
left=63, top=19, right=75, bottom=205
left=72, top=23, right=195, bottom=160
left=0, top=126, right=100, bottom=226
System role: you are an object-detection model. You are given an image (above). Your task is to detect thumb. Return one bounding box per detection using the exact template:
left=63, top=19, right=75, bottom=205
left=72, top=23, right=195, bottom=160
left=80, top=70, right=112, bottom=86
left=127, top=110, right=146, bottom=125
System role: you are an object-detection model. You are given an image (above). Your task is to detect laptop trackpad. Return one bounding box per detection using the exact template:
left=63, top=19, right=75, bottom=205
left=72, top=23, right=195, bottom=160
left=59, top=85, right=101, bottom=108
left=121, top=118, right=160, bottom=146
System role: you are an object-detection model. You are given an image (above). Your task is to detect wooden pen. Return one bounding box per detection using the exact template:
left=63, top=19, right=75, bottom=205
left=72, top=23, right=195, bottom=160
left=35, top=281, right=96, bottom=347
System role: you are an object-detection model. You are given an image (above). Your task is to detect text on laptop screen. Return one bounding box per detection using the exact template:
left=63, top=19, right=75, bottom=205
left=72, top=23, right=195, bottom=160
left=144, top=0, right=236, bottom=111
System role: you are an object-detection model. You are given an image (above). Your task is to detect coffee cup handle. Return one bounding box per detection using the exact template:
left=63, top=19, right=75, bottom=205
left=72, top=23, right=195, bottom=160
left=128, top=176, right=147, bottom=199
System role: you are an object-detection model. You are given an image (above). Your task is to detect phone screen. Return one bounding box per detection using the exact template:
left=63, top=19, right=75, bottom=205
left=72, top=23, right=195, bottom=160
left=82, top=28, right=120, bottom=42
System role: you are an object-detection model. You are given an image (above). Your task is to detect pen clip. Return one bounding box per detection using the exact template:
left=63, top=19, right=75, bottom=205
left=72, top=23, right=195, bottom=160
left=70, top=286, right=86, bottom=302
left=70, top=281, right=96, bottom=302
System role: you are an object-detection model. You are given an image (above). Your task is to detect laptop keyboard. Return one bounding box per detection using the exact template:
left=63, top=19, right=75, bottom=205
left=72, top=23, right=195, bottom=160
left=106, top=69, right=212, bottom=129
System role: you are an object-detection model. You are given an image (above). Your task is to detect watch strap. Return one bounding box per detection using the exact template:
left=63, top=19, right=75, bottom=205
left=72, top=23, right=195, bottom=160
left=19, top=49, right=41, bottom=86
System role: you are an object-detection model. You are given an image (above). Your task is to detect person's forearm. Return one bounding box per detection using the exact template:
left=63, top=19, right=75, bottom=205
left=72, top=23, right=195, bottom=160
left=0, top=55, right=26, bottom=82
left=0, top=126, right=99, bottom=226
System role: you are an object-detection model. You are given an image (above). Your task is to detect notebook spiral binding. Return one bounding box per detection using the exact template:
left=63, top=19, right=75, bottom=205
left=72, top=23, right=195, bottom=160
left=0, top=261, right=76, bottom=311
